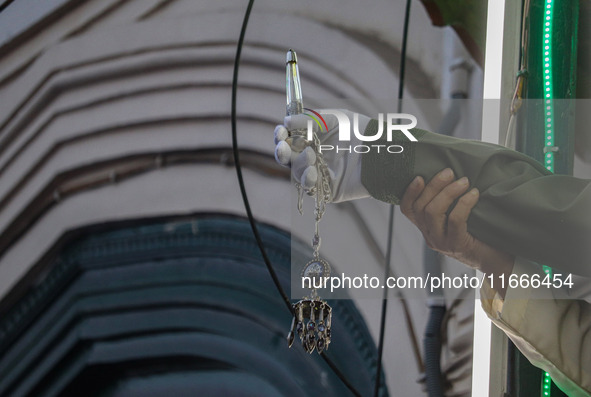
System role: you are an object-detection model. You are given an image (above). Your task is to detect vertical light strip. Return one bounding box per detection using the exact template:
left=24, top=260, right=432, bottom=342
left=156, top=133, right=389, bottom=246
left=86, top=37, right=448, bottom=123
left=473, top=1, right=506, bottom=396
left=541, top=0, right=555, bottom=394
left=543, top=371, right=553, bottom=396
left=543, top=0, right=555, bottom=174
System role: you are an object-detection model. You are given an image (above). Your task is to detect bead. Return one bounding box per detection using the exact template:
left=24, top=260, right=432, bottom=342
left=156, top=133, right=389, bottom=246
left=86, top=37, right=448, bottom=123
left=296, top=321, right=303, bottom=335
left=317, top=338, right=325, bottom=352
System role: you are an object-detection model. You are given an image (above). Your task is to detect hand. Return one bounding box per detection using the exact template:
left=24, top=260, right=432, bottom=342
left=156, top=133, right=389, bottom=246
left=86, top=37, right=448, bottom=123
left=401, top=169, right=514, bottom=296
left=273, top=109, right=370, bottom=203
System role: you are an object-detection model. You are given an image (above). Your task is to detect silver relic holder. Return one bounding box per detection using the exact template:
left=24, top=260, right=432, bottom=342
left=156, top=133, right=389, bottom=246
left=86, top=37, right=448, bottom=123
left=284, top=49, right=333, bottom=354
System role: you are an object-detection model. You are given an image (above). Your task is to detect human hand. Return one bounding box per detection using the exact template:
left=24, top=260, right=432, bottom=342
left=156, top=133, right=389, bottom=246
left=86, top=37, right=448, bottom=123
left=400, top=169, right=514, bottom=294
left=273, top=109, right=370, bottom=203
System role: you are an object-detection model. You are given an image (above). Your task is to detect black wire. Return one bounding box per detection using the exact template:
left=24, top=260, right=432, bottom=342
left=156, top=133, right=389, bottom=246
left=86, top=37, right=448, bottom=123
left=373, top=203, right=397, bottom=397
left=373, top=0, right=413, bottom=395
left=396, top=0, right=413, bottom=105
left=230, top=0, right=293, bottom=316
left=230, top=2, right=363, bottom=396
left=320, top=353, right=364, bottom=397
left=0, top=0, right=15, bottom=14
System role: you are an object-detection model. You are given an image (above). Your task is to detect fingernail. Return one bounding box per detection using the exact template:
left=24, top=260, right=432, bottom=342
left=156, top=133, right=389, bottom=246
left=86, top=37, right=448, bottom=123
left=470, top=188, right=479, bottom=196
left=411, top=176, right=421, bottom=186
left=439, top=168, right=454, bottom=180
left=457, top=177, right=469, bottom=186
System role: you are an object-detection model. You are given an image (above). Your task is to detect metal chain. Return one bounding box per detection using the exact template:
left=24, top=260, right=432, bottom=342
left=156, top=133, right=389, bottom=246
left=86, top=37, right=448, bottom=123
left=310, top=132, right=332, bottom=259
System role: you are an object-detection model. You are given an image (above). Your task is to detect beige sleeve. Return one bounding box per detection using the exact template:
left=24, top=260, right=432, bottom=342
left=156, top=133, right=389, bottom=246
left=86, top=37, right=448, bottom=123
left=480, top=259, right=591, bottom=397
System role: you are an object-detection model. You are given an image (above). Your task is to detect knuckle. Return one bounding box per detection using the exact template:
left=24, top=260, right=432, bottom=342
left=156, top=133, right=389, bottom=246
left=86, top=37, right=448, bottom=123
left=424, top=203, right=438, bottom=218
left=447, top=213, right=462, bottom=226
left=413, top=199, right=426, bottom=214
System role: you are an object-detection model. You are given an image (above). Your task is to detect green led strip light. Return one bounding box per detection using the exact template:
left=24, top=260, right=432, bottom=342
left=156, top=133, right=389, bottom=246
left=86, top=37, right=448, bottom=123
left=542, top=0, right=554, bottom=395
left=543, top=371, right=552, bottom=396
left=543, top=0, right=555, bottom=174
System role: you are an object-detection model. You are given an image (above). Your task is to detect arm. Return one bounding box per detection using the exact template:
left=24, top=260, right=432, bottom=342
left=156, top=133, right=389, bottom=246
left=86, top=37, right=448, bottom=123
left=363, top=123, right=591, bottom=276
left=274, top=114, right=591, bottom=275
left=401, top=173, right=591, bottom=396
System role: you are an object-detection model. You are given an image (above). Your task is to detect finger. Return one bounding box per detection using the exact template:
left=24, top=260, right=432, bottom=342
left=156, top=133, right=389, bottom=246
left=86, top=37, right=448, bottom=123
left=274, top=125, right=288, bottom=144
left=292, top=146, right=316, bottom=181
left=285, top=114, right=313, bottom=132
left=413, top=168, right=455, bottom=215
left=301, top=166, right=318, bottom=190
left=400, top=176, right=425, bottom=224
left=423, top=176, right=470, bottom=234
left=275, top=140, right=292, bottom=166
left=447, top=188, right=479, bottom=244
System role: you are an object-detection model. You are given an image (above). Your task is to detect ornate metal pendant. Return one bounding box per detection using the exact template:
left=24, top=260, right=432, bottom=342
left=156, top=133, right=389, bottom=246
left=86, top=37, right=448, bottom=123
left=287, top=257, right=333, bottom=354
left=287, top=298, right=332, bottom=354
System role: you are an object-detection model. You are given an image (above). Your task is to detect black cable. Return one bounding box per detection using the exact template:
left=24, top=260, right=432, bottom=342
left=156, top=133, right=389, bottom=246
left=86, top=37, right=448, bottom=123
left=373, top=201, right=397, bottom=397
left=424, top=305, right=446, bottom=397
left=397, top=0, right=413, bottom=105
left=0, top=0, right=15, bottom=14
left=230, top=3, right=363, bottom=396
left=230, top=0, right=293, bottom=316
left=320, top=353, right=364, bottom=397
left=373, top=0, right=413, bottom=395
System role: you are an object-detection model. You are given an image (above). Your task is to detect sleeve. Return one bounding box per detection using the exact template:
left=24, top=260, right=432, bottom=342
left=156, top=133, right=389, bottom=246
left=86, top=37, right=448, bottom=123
left=480, top=258, right=591, bottom=397
left=360, top=122, right=591, bottom=276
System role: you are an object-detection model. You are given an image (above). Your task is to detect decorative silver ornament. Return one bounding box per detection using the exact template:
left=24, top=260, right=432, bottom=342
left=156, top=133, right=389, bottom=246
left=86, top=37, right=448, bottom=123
left=287, top=299, right=332, bottom=354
